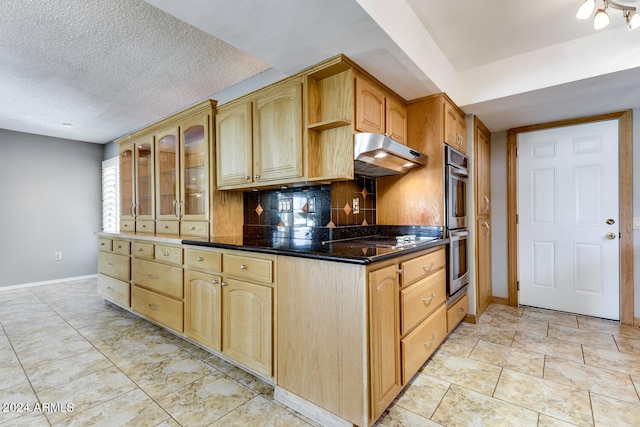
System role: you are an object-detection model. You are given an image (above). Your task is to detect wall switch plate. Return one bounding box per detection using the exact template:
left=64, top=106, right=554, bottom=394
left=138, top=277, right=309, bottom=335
left=54, top=252, right=63, bottom=261
left=352, top=198, right=360, bottom=214
left=634, top=218, right=640, bottom=229
left=307, top=196, right=316, bottom=213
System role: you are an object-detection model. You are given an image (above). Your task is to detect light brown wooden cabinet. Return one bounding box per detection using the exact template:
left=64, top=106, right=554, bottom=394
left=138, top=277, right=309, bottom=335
left=184, top=269, right=222, bottom=351
left=474, top=117, right=492, bottom=316
left=216, top=78, right=303, bottom=189
left=97, top=237, right=131, bottom=307
left=118, top=136, right=155, bottom=233
left=369, top=264, right=402, bottom=421
left=445, top=99, right=467, bottom=153
left=355, top=73, right=407, bottom=144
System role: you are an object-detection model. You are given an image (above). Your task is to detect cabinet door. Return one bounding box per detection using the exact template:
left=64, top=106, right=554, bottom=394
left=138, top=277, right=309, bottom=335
left=181, top=114, right=209, bottom=220
left=476, top=218, right=492, bottom=315
left=386, top=95, right=407, bottom=144
left=134, top=135, right=154, bottom=220
left=216, top=101, right=253, bottom=188
left=222, top=278, right=272, bottom=377
left=253, top=79, right=303, bottom=183
left=156, top=127, right=180, bottom=220
left=355, top=75, right=385, bottom=134
left=475, top=123, right=491, bottom=217
left=119, top=143, right=135, bottom=224
left=369, top=264, right=402, bottom=421
left=185, top=270, right=221, bottom=351
left=444, top=101, right=466, bottom=153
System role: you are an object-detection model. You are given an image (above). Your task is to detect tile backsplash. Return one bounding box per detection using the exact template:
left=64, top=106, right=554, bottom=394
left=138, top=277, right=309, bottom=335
left=243, top=176, right=376, bottom=229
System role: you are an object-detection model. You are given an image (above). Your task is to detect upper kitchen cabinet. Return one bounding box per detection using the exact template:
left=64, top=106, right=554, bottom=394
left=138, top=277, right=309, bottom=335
left=444, top=98, right=466, bottom=154
left=216, top=78, right=303, bottom=190
left=156, top=107, right=212, bottom=236
left=117, top=135, right=155, bottom=233
left=355, top=72, right=408, bottom=144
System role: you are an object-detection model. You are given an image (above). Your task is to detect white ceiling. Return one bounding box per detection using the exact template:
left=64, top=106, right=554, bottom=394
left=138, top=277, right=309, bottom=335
left=2, top=0, right=640, bottom=143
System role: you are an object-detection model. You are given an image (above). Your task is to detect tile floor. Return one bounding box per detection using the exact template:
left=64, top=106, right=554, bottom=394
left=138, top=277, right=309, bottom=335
left=1, top=278, right=640, bottom=426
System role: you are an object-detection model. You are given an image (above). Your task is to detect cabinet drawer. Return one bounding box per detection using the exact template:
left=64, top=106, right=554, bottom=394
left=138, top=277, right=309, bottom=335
left=184, top=249, right=222, bottom=273
left=401, top=248, right=446, bottom=287
left=132, top=285, right=183, bottom=332
left=97, top=274, right=130, bottom=307
left=401, top=304, right=446, bottom=384
left=112, top=240, right=131, bottom=256
left=120, top=220, right=135, bottom=233
left=400, top=269, right=446, bottom=335
left=98, top=252, right=130, bottom=282
left=157, top=221, right=179, bottom=235
left=181, top=221, right=209, bottom=238
left=447, top=293, right=468, bottom=333
left=98, top=238, right=112, bottom=252
left=223, top=254, right=273, bottom=283
left=136, top=220, right=155, bottom=233
left=132, top=258, right=183, bottom=299
left=132, top=242, right=154, bottom=260
left=154, top=245, right=183, bottom=266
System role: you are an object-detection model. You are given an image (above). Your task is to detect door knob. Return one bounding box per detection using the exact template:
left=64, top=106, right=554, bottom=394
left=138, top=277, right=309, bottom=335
left=606, top=232, right=616, bottom=240
left=606, top=218, right=615, bottom=225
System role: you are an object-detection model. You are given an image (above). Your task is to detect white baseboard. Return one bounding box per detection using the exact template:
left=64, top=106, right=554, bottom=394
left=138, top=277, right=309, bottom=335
left=0, top=274, right=98, bottom=291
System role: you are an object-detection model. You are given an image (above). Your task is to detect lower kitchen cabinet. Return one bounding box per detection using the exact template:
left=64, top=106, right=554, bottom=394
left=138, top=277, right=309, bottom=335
left=447, top=293, right=469, bottom=333
left=184, top=270, right=222, bottom=351
left=222, top=278, right=273, bottom=378
left=132, top=285, right=183, bottom=332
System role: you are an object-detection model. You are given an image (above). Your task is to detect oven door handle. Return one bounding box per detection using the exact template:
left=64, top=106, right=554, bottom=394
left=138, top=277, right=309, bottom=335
left=449, top=230, right=469, bottom=239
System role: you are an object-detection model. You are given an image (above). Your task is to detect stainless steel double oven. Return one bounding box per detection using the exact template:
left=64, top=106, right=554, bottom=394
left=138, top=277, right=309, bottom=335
left=445, top=146, right=469, bottom=300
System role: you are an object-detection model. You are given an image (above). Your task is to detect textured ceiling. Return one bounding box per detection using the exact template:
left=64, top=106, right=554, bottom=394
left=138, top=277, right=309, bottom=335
left=0, top=0, right=269, bottom=143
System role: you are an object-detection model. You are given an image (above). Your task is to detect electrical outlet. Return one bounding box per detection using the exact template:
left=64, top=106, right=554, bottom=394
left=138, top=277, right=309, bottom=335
left=352, top=198, right=360, bottom=214
left=54, top=252, right=63, bottom=261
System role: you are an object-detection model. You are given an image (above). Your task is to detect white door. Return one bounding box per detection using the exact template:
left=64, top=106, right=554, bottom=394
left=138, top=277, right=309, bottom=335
left=517, top=120, right=619, bottom=320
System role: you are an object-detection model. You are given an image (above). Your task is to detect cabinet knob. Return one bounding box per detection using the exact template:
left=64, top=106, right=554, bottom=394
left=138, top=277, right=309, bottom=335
left=254, top=174, right=260, bottom=180
left=245, top=175, right=251, bottom=180
left=137, top=247, right=144, bottom=252
left=212, top=279, right=219, bottom=285
left=240, top=264, right=248, bottom=270
left=221, top=281, right=228, bottom=287
left=196, top=257, right=204, bottom=261
left=163, top=251, right=170, bottom=256
left=190, top=226, right=196, bottom=230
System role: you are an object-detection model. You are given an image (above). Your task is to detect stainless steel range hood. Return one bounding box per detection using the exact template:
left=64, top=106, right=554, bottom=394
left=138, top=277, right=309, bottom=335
left=354, top=133, right=426, bottom=177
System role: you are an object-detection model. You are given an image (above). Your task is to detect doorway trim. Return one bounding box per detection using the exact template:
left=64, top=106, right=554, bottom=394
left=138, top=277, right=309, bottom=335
left=507, top=111, right=634, bottom=324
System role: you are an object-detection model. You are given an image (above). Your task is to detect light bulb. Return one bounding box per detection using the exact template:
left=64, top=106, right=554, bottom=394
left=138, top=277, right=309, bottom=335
left=576, top=0, right=596, bottom=19
left=627, top=11, right=640, bottom=30
left=594, top=8, right=611, bottom=29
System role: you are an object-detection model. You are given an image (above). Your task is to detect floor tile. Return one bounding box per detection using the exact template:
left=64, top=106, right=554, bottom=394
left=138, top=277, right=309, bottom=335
left=591, top=393, right=640, bottom=427
left=613, top=334, right=640, bottom=355
left=436, top=335, right=478, bottom=358
left=156, top=370, right=256, bottom=425
left=432, top=384, right=538, bottom=427
left=53, top=388, right=170, bottom=427
left=421, top=350, right=502, bottom=396
left=394, top=373, right=450, bottom=418
left=210, top=395, right=311, bottom=426
left=577, top=316, right=640, bottom=340
left=469, top=339, right=545, bottom=377
left=548, top=323, right=617, bottom=351
left=447, top=322, right=516, bottom=347
left=493, top=369, right=593, bottom=426
left=543, top=356, right=639, bottom=404
left=489, top=313, right=550, bottom=336
left=36, top=366, right=138, bottom=423
left=511, top=331, right=584, bottom=363
left=373, top=404, right=442, bottom=427
left=127, top=352, right=218, bottom=399
left=583, top=345, right=640, bottom=376
left=13, top=334, right=94, bottom=370
left=0, top=382, right=38, bottom=425
left=537, top=414, right=581, bottom=427
left=521, top=307, right=578, bottom=328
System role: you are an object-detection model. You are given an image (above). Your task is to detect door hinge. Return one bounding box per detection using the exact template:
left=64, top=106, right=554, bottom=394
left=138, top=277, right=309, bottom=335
left=516, top=214, right=519, bottom=224
left=517, top=281, right=520, bottom=291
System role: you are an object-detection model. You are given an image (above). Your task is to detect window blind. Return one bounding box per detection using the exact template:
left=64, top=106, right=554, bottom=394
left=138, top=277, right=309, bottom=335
left=102, top=157, right=119, bottom=232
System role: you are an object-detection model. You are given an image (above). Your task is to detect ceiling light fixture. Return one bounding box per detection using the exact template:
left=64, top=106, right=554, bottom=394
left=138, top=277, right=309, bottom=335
left=576, top=0, right=639, bottom=30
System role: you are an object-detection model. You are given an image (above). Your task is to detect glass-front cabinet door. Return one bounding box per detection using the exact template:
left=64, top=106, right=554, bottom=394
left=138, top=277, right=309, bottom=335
left=181, top=114, right=209, bottom=220
left=156, top=127, right=180, bottom=221
left=134, top=136, right=154, bottom=220
left=119, top=142, right=136, bottom=232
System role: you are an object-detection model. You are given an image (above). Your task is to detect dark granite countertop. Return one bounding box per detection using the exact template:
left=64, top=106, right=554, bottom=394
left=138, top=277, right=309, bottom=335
left=182, top=226, right=448, bottom=265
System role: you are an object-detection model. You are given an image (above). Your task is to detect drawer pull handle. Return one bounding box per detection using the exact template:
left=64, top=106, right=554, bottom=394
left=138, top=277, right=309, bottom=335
left=196, top=257, right=204, bottom=261
left=240, top=264, right=248, bottom=270
left=137, top=248, right=144, bottom=252
left=107, top=286, right=113, bottom=290
left=100, top=242, right=105, bottom=246
left=107, top=263, right=115, bottom=266
left=163, top=225, right=169, bottom=229
left=423, top=333, right=437, bottom=346
left=117, top=245, right=122, bottom=249
left=397, top=268, right=404, bottom=274
left=422, top=262, right=435, bottom=273
left=457, top=308, right=466, bottom=315
left=190, top=226, right=196, bottom=230
left=148, top=275, right=160, bottom=279
left=163, top=252, right=170, bottom=257
left=421, top=293, right=436, bottom=303
left=148, top=304, right=160, bottom=311
left=212, top=279, right=219, bottom=285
